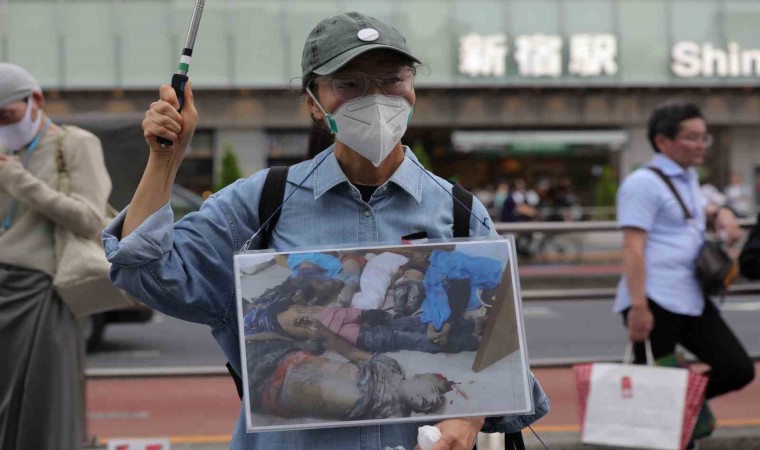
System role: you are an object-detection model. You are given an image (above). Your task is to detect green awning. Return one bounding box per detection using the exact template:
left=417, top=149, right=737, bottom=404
left=452, top=130, right=628, bottom=154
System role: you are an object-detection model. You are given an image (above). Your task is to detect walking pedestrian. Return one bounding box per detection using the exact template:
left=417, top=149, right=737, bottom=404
left=492, top=180, right=510, bottom=219
left=739, top=210, right=760, bottom=279
left=615, top=101, right=754, bottom=448
left=724, top=173, right=752, bottom=218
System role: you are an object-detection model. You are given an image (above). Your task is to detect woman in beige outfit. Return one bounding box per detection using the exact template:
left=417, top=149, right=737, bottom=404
left=0, top=63, right=112, bottom=450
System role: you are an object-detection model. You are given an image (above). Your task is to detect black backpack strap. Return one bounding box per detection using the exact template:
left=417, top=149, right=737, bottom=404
left=228, top=166, right=290, bottom=402
left=226, top=362, right=244, bottom=400
left=452, top=182, right=473, bottom=238
left=258, top=166, right=290, bottom=249
left=504, top=431, right=526, bottom=450
left=648, top=167, right=693, bottom=220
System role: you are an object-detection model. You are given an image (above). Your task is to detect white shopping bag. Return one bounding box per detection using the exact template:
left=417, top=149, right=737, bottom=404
left=574, top=342, right=708, bottom=450
left=583, top=363, right=688, bottom=449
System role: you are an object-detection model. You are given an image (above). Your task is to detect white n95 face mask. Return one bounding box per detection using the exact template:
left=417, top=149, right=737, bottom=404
left=308, top=91, right=413, bottom=167
left=0, top=97, right=42, bottom=152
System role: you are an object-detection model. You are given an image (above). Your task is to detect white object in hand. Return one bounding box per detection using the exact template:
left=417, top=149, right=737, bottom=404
left=417, top=425, right=442, bottom=450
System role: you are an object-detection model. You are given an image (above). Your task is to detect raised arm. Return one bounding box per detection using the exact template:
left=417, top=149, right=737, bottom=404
left=103, top=81, right=267, bottom=328
left=123, top=82, right=198, bottom=238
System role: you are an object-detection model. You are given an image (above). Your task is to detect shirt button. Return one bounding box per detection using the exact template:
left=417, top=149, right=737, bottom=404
left=364, top=209, right=371, bottom=217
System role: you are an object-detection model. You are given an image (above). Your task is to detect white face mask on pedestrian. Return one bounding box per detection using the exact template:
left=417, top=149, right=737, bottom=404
left=307, top=90, right=413, bottom=167
left=0, top=97, right=42, bottom=152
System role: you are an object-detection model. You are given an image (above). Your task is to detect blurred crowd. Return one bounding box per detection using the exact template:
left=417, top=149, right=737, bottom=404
left=473, top=177, right=585, bottom=258
left=474, top=177, right=583, bottom=224
left=476, top=171, right=756, bottom=226
left=701, top=173, right=754, bottom=218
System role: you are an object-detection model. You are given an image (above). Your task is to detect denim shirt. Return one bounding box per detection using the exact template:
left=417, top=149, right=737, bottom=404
left=103, top=147, right=549, bottom=450
left=614, top=153, right=707, bottom=316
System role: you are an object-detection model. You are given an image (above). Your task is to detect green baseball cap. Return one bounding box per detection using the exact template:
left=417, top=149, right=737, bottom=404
left=301, top=12, right=422, bottom=83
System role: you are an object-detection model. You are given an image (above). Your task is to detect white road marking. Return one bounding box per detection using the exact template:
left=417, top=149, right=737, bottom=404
left=721, top=302, right=760, bottom=312
left=522, top=306, right=559, bottom=318
left=108, top=350, right=162, bottom=359
left=86, top=366, right=228, bottom=377
left=87, top=411, right=149, bottom=420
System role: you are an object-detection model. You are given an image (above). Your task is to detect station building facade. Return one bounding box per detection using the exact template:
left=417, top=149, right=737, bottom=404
left=3, top=0, right=759, bottom=209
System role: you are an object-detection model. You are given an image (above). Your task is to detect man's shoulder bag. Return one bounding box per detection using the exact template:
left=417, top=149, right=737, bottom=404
left=648, top=167, right=738, bottom=297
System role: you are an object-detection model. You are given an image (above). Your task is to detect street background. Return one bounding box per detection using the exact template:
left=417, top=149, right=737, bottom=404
left=84, top=232, right=760, bottom=449
left=3, top=0, right=760, bottom=448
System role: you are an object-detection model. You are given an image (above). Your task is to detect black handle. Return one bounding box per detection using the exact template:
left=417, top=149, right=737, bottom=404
left=156, top=73, right=189, bottom=147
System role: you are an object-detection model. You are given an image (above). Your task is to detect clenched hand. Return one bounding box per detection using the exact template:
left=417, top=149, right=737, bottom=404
left=142, top=81, right=198, bottom=156
left=415, top=417, right=485, bottom=450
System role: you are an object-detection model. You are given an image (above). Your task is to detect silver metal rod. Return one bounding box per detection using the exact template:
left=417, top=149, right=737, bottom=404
left=493, top=217, right=757, bottom=234
left=519, top=281, right=760, bottom=301
left=184, top=0, right=205, bottom=50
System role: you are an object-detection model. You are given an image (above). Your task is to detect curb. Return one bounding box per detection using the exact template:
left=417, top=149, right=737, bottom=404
left=521, top=426, right=760, bottom=450
left=87, top=426, right=760, bottom=450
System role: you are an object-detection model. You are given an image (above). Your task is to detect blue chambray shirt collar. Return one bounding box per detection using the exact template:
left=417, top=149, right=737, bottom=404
left=388, top=148, right=425, bottom=203
left=651, top=153, right=698, bottom=181
left=311, top=145, right=347, bottom=199
left=312, top=145, right=424, bottom=203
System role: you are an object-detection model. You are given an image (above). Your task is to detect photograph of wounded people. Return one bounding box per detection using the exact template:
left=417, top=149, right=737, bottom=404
left=236, top=240, right=532, bottom=431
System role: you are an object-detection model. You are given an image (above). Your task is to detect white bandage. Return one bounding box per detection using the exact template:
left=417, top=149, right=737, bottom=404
left=417, top=425, right=442, bottom=450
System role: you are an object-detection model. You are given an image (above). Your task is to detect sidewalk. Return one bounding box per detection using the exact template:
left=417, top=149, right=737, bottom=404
left=101, top=427, right=760, bottom=450
left=111, top=427, right=760, bottom=450
left=519, top=426, right=760, bottom=450
left=87, top=363, right=760, bottom=449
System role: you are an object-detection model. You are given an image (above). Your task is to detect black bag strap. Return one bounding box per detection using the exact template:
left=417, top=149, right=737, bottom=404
left=260, top=168, right=471, bottom=244
left=226, top=362, right=244, bottom=400
left=258, top=166, right=290, bottom=249
left=648, top=167, right=694, bottom=220
left=452, top=182, right=473, bottom=238
left=226, top=166, right=289, bottom=400
left=504, top=432, right=526, bottom=450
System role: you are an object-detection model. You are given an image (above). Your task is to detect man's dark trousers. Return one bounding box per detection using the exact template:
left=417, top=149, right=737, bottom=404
left=624, top=298, right=754, bottom=399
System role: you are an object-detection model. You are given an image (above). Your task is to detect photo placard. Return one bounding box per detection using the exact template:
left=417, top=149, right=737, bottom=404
left=234, top=237, right=533, bottom=432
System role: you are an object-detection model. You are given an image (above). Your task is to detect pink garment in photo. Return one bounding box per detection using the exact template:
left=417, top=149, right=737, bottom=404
left=318, top=307, right=362, bottom=344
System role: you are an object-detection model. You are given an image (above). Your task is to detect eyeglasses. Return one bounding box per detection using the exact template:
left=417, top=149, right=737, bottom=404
left=314, top=68, right=416, bottom=101
left=677, top=133, right=713, bottom=148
